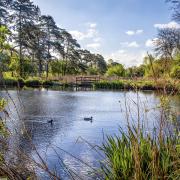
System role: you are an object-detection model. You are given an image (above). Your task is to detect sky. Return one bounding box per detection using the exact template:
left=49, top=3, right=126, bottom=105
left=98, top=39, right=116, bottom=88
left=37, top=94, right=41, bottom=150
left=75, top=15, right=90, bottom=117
left=33, top=0, right=179, bottom=67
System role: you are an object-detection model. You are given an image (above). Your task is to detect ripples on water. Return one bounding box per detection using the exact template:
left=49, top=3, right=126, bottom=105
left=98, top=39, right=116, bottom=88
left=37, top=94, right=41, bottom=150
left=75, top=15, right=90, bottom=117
left=0, top=89, right=179, bottom=179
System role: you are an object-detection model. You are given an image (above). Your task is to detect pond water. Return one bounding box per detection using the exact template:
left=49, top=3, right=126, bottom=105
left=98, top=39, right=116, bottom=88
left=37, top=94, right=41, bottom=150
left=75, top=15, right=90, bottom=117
left=0, top=89, right=180, bottom=179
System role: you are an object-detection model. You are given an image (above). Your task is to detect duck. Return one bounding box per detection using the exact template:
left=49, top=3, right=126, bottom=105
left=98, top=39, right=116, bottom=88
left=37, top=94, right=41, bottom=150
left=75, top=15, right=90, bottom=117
left=84, top=116, right=93, bottom=121
left=48, top=119, right=53, bottom=124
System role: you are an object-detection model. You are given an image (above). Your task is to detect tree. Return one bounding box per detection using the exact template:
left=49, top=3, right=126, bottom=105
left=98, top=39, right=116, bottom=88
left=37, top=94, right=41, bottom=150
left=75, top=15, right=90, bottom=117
left=107, top=59, right=119, bottom=67
left=125, top=65, right=146, bottom=78
left=0, top=0, right=12, bottom=25
left=168, top=0, right=180, bottom=22
left=170, top=52, right=180, bottom=78
left=78, top=49, right=92, bottom=72
left=40, top=15, right=63, bottom=78
left=106, top=64, right=125, bottom=77
left=94, top=54, right=107, bottom=74
left=21, top=22, right=47, bottom=77
left=0, top=25, right=11, bottom=82
left=61, top=30, right=80, bottom=75
left=87, top=67, right=98, bottom=75
left=11, top=0, right=39, bottom=77
left=0, top=26, right=11, bottom=72
left=155, top=28, right=180, bottom=60
left=50, top=60, right=64, bottom=77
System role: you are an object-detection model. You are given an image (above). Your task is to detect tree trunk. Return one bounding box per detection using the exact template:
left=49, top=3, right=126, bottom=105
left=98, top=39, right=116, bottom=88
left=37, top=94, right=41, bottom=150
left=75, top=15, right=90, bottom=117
left=19, top=43, right=23, bottom=77
left=38, top=58, right=42, bottom=77
left=19, top=7, right=23, bottom=78
left=46, top=62, right=49, bottom=80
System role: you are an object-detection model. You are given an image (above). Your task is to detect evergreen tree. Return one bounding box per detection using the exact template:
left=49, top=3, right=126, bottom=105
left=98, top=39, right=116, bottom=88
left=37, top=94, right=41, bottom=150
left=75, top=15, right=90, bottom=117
left=11, top=0, right=39, bottom=77
left=0, top=0, right=12, bottom=25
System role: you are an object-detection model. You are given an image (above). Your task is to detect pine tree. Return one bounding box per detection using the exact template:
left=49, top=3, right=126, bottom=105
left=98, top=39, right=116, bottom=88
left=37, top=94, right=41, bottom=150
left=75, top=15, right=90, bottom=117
left=11, top=0, right=39, bottom=77
left=0, top=0, right=12, bottom=25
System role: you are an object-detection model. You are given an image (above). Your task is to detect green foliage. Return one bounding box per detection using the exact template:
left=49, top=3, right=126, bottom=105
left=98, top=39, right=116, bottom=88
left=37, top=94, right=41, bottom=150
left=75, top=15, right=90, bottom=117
left=0, top=98, right=6, bottom=112
left=25, top=78, right=42, bottom=87
left=0, top=25, right=11, bottom=51
left=42, top=80, right=53, bottom=86
left=23, top=58, right=37, bottom=78
left=94, top=54, right=107, bottom=74
left=50, top=60, right=64, bottom=76
left=170, top=53, right=180, bottom=79
left=126, top=65, right=146, bottom=78
left=0, top=98, right=9, bottom=138
left=100, top=127, right=180, bottom=179
left=94, top=81, right=124, bottom=89
left=0, top=0, right=179, bottom=81
left=170, top=65, right=180, bottom=79
left=94, top=79, right=180, bottom=92
left=0, top=77, right=18, bottom=86
left=0, top=25, right=11, bottom=72
left=106, top=64, right=125, bottom=77
left=87, top=67, right=99, bottom=75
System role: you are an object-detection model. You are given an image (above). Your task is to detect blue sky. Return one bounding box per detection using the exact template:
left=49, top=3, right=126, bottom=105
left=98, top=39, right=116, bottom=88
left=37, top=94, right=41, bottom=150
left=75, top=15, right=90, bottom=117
left=33, top=0, right=179, bottom=66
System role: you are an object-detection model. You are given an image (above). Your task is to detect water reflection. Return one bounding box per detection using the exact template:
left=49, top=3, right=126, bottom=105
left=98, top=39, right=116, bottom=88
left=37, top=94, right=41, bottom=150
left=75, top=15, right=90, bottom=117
left=0, top=89, right=179, bottom=179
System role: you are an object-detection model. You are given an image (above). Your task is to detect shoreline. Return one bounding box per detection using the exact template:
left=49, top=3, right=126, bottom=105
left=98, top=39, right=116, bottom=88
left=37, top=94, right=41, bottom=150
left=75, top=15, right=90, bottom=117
left=1, top=78, right=179, bottom=93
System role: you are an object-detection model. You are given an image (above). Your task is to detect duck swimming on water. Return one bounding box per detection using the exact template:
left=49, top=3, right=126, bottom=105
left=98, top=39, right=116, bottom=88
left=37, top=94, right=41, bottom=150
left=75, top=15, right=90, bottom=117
left=84, top=116, right=93, bottom=121
left=48, top=119, right=53, bottom=124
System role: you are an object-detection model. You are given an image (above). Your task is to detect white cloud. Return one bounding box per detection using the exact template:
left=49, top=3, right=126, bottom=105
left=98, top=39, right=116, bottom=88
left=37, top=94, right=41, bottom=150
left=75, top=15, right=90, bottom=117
left=128, top=41, right=140, bottom=48
left=126, top=31, right=135, bottom=35
left=93, top=37, right=101, bottom=42
left=145, top=38, right=158, bottom=48
left=69, top=22, right=99, bottom=41
left=69, top=29, right=98, bottom=41
left=89, top=23, right=97, bottom=28
left=86, top=43, right=101, bottom=49
left=118, top=49, right=126, bottom=54
left=86, top=28, right=98, bottom=38
left=154, top=21, right=180, bottom=29
left=126, top=29, right=143, bottom=36
left=120, top=41, right=140, bottom=48
left=69, top=30, right=86, bottom=40
left=105, top=50, right=146, bottom=67
left=136, top=29, right=144, bottom=34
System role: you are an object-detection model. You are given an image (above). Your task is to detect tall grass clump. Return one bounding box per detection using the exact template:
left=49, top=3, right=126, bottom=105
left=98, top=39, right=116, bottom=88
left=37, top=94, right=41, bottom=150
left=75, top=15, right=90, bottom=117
left=100, top=127, right=180, bottom=179
left=99, top=94, right=180, bottom=180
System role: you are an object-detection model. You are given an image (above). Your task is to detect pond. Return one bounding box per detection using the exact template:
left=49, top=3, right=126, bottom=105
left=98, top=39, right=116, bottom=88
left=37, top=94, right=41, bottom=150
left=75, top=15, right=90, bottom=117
left=0, top=89, right=180, bottom=179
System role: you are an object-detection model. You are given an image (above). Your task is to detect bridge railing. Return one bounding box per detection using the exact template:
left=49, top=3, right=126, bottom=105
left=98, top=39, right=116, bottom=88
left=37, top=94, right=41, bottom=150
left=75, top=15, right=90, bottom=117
left=76, top=76, right=100, bottom=84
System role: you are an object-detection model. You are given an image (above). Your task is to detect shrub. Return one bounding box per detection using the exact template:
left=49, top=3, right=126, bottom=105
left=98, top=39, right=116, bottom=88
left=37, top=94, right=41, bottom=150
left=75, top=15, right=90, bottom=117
left=42, top=80, right=54, bottom=86
left=0, top=78, right=18, bottom=86
left=25, top=79, right=42, bottom=87
left=170, top=66, right=180, bottom=79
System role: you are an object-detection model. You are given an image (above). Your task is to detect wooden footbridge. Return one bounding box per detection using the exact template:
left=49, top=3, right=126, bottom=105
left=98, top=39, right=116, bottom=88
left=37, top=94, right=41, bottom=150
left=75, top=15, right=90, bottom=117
left=75, top=76, right=100, bottom=86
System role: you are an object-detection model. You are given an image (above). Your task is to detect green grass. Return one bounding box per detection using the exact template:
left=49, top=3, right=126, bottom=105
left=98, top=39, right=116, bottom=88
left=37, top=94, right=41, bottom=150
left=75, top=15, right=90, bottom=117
left=100, top=127, right=180, bottom=180
left=1, top=75, right=180, bottom=93
left=94, top=79, right=180, bottom=93
left=93, top=80, right=155, bottom=90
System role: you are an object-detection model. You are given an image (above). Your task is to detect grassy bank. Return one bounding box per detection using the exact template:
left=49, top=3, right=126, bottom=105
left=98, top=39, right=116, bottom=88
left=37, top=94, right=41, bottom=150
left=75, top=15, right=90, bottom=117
left=94, top=79, right=180, bottom=93
left=1, top=77, right=180, bottom=94
left=0, top=78, right=63, bottom=88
